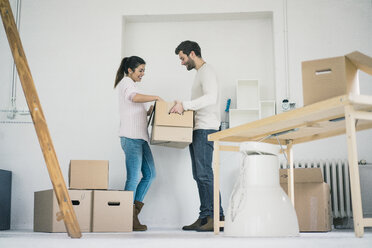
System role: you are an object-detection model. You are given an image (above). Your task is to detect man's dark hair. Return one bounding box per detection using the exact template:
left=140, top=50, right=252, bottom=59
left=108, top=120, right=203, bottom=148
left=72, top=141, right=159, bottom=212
left=175, top=40, right=202, bottom=57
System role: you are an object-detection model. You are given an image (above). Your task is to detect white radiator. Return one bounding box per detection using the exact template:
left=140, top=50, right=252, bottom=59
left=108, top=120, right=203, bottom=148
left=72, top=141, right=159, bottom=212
left=280, top=159, right=352, bottom=218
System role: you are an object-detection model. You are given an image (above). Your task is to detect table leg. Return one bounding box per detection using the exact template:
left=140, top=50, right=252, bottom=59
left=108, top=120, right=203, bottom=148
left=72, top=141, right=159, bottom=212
left=213, top=141, right=220, bottom=234
left=345, top=105, right=364, bottom=237
left=286, top=140, right=295, bottom=206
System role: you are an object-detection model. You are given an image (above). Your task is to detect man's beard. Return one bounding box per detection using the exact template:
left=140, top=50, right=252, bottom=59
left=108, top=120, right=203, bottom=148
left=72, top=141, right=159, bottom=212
left=186, top=58, right=196, bottom=71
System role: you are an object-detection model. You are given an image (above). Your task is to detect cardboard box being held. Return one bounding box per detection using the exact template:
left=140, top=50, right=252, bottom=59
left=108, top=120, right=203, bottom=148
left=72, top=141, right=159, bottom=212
left=280, top=168, right=332, bottom=232
left=150, top=101, right=194, bottom=149
left=302, top=51, right=372, bottom=106
left=69, top=160, right=109, bottom=189
left=92, top=190, right=133, bottom=232
left=34, top=189, right=92, bottom=232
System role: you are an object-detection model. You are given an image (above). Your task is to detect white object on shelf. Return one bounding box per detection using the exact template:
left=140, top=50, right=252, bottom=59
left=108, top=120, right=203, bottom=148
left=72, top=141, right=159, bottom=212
left=236, top=80, right=259, bottom=109
left=260, top=100, right=276, bottom=119
left=229, top=79, right=275, bottom=128
left=229, top=109, right=259, bottom=128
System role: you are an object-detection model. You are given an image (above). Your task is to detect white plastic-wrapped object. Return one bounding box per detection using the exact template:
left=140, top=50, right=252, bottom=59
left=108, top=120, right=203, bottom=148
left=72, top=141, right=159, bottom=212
left=224, top=142, right=299, bottom=237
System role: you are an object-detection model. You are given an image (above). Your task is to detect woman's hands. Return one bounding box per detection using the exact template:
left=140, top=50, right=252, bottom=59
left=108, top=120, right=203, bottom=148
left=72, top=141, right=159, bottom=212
left=147, top=105, right=154, bottom=116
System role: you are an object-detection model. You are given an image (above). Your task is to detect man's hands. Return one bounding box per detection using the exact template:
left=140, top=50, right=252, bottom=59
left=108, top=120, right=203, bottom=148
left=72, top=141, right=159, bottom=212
left=170, top=101, right=184, bottom=114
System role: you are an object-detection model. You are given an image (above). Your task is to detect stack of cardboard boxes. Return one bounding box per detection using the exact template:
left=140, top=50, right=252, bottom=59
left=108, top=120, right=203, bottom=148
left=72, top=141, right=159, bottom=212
left=34, top=160, right=133, bottom=232
left=33, top=101, right=193, bottom=233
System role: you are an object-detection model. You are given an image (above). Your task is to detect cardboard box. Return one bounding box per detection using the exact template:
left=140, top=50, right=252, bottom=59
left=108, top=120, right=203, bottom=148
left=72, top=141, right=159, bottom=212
left=92, top=190, right=133, bottom=232
left=34, top=189, right=92, bottom=232
left=150, top=101, right=194, bottom=148
left=69, top=160, right=108, bottom=189
left=302, top=51, right=372, bottom=105
left=0, top=169, right=12, bottom=230
left=280, top=168, right=332, bottom=232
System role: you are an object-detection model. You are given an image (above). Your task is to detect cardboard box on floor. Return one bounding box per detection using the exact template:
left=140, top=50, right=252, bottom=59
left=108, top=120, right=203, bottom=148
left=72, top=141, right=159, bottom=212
left=150, top=101, right=194, bottom=149
left=280, top=168, right=332, bottom=232
left=302, top=51, right=372, bottom=106
left=92, top=190, right=133, bottom=232
left=34, top=189, right=92, bottom=232
left=69, top=160, right=109, bottom=189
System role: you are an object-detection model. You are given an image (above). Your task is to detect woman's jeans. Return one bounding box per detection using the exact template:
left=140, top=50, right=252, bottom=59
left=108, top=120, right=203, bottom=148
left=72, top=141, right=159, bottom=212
left=189, top=129, right=224, bottom=219
left=120, top=137, right=156, bottom=202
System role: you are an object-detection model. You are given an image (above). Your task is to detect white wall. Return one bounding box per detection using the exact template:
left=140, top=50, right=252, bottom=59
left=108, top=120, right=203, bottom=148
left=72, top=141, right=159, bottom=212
left=0, top=0, right=371, bottom=229
left=123, top=13, right=275, bottom=117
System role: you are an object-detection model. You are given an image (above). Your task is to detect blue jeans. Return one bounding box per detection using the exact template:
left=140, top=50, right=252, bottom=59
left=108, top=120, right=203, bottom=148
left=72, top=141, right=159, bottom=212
left=120, top=137, right=156, bottom=202
left=189, top=129, right=224, bottom=219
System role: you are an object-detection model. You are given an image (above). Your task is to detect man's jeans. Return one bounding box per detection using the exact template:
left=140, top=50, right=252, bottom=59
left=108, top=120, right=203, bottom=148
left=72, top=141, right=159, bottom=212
left=189, top=129, right=224, bottom=219
left=120, top=137, right=156, bottom=202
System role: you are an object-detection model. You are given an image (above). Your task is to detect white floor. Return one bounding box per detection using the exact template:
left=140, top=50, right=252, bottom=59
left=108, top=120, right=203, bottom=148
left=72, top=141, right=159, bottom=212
left=1, top=228, right=372, bottom=248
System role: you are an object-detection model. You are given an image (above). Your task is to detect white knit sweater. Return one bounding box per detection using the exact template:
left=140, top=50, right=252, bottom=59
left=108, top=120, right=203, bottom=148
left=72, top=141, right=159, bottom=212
left=182, top=63, right=220, bottom=130
left=117, top=77, right=149, bottom=142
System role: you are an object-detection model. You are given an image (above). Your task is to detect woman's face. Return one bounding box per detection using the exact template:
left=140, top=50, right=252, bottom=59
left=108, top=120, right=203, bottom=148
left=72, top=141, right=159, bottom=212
left=129, top=64, right=145, bottom=82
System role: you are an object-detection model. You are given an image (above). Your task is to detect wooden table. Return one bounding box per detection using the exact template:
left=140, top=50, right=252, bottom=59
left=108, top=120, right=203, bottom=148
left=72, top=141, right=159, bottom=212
left=208, top=94, right=372, bottom=237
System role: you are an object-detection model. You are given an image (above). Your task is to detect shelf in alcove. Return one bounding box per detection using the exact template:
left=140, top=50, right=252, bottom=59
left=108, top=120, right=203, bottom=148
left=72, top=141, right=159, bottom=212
left=229, top=108, right=260, bottom=128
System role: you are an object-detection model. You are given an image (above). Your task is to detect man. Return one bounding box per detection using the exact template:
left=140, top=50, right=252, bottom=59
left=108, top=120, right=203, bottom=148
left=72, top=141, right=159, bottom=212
left=171, top=40, right=224, bottom=232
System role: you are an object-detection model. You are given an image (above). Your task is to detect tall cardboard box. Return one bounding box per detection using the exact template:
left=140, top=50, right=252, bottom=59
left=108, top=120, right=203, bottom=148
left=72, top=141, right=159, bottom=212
left=92, top=190, right=133, bottom=232
left=280, top=168, right=332, bottom=232
left=34, top=189, right=92, bottom=232
left=69, top=160, right=109, bottom=189
left=302, top=51, right=372, bottom=105
left=150, top=101, right=194, bottom=148
left=0, top=169, right=12, bottom=230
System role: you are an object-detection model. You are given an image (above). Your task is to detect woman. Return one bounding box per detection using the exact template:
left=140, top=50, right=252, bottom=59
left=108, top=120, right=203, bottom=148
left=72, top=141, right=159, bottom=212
left=114, top=56, right=162, bottom=231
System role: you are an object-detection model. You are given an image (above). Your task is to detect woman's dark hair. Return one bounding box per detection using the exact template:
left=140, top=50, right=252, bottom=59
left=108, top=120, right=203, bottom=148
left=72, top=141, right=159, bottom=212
left=175, top=40, right=201, bottom=57
left=114, top=56, right=146, bottom=88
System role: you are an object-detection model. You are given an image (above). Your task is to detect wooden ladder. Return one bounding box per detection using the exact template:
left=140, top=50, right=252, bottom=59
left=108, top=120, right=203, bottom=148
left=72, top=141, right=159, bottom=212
left=0, top=0, right=81, bottom=238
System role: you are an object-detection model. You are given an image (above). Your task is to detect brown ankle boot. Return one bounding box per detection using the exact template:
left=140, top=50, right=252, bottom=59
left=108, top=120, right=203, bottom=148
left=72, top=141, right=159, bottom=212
left=196, top=216, right=225, bottom=232
left=133, top=200, right=147, bottom=231
left=182, top=218, right=203, bottom=231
